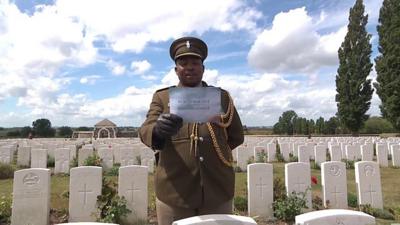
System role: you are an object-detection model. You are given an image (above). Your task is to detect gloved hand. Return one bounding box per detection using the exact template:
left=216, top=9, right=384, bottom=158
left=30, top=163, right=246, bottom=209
left=153, top=113, right=183, bottom=139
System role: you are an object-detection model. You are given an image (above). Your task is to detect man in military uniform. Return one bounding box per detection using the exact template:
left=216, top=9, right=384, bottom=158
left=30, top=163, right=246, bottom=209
left=139, top=37, right=244, bottom=225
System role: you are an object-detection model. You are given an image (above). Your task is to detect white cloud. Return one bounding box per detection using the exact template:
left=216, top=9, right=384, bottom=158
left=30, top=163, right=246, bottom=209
left=107, top=60, right=126, bottom=76
left=80, top=75, right=101, bottom=85
left=130, top=60, right=151, bottom=75
left=248, top=7, right=345, bottom=74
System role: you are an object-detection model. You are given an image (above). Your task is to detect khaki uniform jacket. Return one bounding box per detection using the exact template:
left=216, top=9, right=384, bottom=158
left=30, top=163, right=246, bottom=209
left=139, top=82, right=244, bottom=209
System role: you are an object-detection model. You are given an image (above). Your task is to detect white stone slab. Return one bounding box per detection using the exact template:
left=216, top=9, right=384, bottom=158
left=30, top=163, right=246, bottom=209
left=314, top=145, right=326, bottom=166
left=329, top=145, right=342, bottom=161
left=118, top=165, right=148, bottom=223
left=285, top=162, right=312, bottom=208
left=31, top=149, right=47, bottom=168
left=376, top=144, right=388, bottom=167
left=55, top=148, right=70, bottom=174
left=267, top=142, right=276, bottom=162
left=361, top=144, right=373, bottom=161
left=355, top=161, right=383, bottom=209
left=321, top=162, right=347, bottom=209
left=17, top=146, right=31, bottom=167
left=11, top=168, right=51, bottom=225
left=78, top=147, right=94, bottom=166
left=392, top=145, right=400, bottom=167
left=297, top=145, right=309, bottom=163
left=247, top=163, right=273, bottom=218
left=172, top=214, right=257, bottom=225
left=0, top=145, right=13, bottom=164
left=69, top=166, right=102, bottom=222
left=279, top=142, right=290, bottom=161
left=295, top=209, right=375, bottom=225
left=98, top=148, right=114, bottom=170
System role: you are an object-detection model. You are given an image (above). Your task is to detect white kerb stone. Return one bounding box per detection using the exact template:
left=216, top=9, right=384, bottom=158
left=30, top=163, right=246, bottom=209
left=295, top=209, right=375, bottom=225
left=321, top=162, right=347, bottom=209
left=69, top=166, right=102, bottom=222
left=355, top=161, right=383, bottom=209
left=247, top=163, right=273, bottom=218
left=172, top=214, right=257, bottom=225
left=11, top=168, right=51, bottom=225
left=118, top=165, right=148, bottom=223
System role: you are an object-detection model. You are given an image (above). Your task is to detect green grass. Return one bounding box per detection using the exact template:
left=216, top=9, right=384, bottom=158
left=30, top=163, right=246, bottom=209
left=1, top=163, right=399, bottom=224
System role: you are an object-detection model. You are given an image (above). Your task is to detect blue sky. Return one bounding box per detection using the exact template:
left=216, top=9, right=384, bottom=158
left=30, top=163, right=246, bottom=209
left=0, top=0, right=384, bottom=127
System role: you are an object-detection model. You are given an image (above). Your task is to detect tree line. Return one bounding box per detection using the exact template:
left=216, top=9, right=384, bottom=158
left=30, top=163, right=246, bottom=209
left=275, top=0, right=399, bottom=135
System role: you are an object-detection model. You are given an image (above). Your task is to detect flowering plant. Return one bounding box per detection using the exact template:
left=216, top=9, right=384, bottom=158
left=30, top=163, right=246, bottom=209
left=311, top=176, right=318, bottom=185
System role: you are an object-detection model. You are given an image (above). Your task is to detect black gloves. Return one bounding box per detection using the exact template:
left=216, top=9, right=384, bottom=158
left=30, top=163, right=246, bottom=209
left=152, top=113, right=183, bottom=145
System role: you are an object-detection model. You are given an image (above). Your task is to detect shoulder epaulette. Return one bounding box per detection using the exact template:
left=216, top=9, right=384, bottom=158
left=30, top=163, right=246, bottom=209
left=156, top=86, right=175, bottom=93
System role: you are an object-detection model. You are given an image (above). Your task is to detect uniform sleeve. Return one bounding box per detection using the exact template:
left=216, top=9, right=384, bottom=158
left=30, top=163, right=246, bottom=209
left=139, top=91, right=164, bottom=149
left=223, top=90, right=244, bottom=150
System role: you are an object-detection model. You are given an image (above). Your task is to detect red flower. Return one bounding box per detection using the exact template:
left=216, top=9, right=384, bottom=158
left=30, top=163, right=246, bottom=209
left=311, top=176, right=318, bottom=185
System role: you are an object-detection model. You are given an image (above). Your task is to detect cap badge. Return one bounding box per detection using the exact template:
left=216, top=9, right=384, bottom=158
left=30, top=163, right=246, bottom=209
left=186, top=40, right=191, bottom=49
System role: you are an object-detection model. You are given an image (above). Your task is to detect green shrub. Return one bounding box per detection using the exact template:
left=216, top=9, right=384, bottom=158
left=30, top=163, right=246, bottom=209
left=359, top=204, right=395, bottom=220
left=347, top=192, right=358, bottom=208
left=246, top=156, right=255, bottom=165
left=106, top=163, right=121, bottom=176
left=234, top=166, right=242, bottom=173
left=0, top=196, right=12, bottom=224
left=47, top=155, right=55, bottom=167
left=255, top=152, right=266, bottom=163
left=83, top=154, right=102, bottom=167
left=312, top=195, right=324, bottom=210
left=273, top=177, right=286, bottom=201
left=289, top=153, right=298, bottom=162
left=342, top=159, right=355, bottom=169
left=70, top=156, right=78, bottom=168
left=233, top=196, right=248, bottom=212
left=96, top=177, right=131, bottom=223
left=273, top=191, right=307, bottom=223
left=0, top=163, right=15, bottom=179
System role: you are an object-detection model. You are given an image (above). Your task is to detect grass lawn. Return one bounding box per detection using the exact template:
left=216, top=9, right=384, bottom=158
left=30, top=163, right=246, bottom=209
left=1, top=162, right=399, bottom=224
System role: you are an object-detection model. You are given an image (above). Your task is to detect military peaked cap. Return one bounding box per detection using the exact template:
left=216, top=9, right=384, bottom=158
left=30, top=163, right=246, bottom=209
left=169, top=37, right=208, bottom=61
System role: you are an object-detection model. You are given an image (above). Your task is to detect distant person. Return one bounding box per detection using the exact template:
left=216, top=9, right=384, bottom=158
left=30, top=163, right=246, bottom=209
left=139, top=37, right=244, bottom=225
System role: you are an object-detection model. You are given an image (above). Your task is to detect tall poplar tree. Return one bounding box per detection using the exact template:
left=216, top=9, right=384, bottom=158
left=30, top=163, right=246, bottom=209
left=374, top=0, right=400, bottom=130
left=335, top=0, right=373, bottom=135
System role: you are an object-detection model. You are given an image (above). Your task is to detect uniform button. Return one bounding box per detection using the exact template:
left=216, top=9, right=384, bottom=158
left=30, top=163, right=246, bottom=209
left=199, top=156, right=204, bottom=162
left=199, top=137, right=204, bottom=142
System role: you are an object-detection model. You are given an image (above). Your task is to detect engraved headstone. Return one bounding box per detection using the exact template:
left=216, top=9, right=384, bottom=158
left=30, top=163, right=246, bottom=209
left=321, top=162, right=347, bottom=209
left=355, top=161, right=383, bottom=209
left=11, top=168, right=51, bottom=225
left=118, top=166, right=148, bottom=223
left=376, top=143, right=388, bottom=167
left=69, top=166, right=102, bottom=222
left=247, top=163, right=273, bottom=218
left=54, top=148, right=70, bottom=174
left=295, top=209, right=375, bottom=225
left=31, top=149, right=47, bottom=168
left=285, top=162, right=312, bottom=208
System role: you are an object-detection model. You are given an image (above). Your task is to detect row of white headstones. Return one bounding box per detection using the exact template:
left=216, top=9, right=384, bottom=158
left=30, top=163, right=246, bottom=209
left=9, top=160, right=383, bottom=225
left=233, top=139, right=400, bottom=171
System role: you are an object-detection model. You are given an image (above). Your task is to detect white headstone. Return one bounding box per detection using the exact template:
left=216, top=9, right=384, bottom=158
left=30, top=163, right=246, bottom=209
left=78, top=147, right=94, bottom=166
left=11, top=168, right=51, bottom=225
left=172, top=214, right=257, bottom=225
left=120, top=147, right=136, bottom=166
left=314, top=145, right=326, bottom=166
left=345, top=145, right=357, bottom=161
left=17, top=146, right=31, bottom=167
left=0, top=145, right=13, bottom=164
left=279, top=142, right=290, bottom=161
left=31, top=149, right=47, bottom=168
left=295, top=209, right=375, bottom=225
left=253, top=146, right=266, bottom=162
left=267, top=142, right=276, bottom=162
left=285, top=162, right=312, bottom=208
left=321, top=162, right=347, bottom=209
left=54, top=148, right=70, bottom=174
left=118, top=166, right=148, bottom=223
left=247, top=163, right=273, bottom=218
left=69, top=166, right=102, bottom=222
left=355, top=161, right=383, bottom=209
left=361, top=144, right=373, bottom=161
left=392, top=145, right=400, bottom=167
left=236, top=146, right=250, bottom=171
left=376, top=144, right=388, bottom=167
left=297, top=145, right=309, bottom=163
left=329, top=145, right=342, bottom=161
left=98, top=148, right=114, bottom=170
